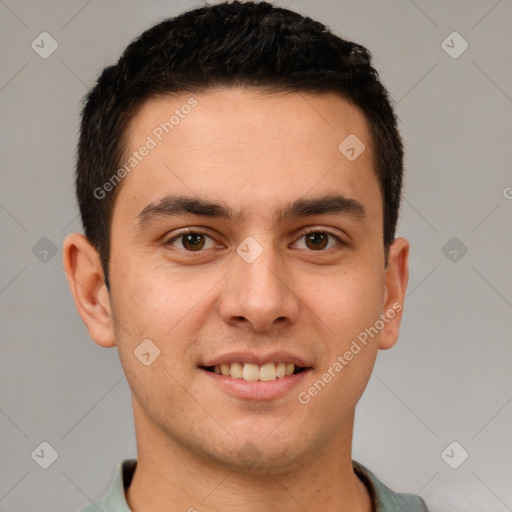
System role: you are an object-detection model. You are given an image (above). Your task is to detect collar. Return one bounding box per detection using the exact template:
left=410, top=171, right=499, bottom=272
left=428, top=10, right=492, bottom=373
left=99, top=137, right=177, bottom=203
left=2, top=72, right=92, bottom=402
left=82, top=458, right=428, bottom=512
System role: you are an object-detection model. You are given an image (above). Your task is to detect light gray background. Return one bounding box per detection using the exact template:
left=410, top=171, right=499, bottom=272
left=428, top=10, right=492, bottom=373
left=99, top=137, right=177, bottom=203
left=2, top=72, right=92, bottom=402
left=1, top=0, right=511, bottom=511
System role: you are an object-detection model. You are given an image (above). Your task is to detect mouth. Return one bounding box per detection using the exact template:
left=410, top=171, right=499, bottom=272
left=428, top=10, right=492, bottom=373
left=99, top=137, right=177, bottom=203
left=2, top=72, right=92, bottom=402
left=201, top=362, right=308, bottom=382
left=199, top=352, right=313, bottom=400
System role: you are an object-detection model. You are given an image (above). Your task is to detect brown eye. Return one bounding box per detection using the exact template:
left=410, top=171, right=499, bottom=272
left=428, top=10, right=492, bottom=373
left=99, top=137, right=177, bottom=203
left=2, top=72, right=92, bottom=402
left=292, top=230, right=345, bottom=251
left=304, top=232, right=329, bottom=250
left=165, top=231, right=216, bottom=252
left=181, top=233, right=206, bottom=251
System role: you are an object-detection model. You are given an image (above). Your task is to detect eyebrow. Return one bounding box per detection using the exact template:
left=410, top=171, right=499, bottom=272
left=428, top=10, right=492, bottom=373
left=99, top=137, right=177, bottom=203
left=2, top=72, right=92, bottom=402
left=136, top=193, right=367, bottom=228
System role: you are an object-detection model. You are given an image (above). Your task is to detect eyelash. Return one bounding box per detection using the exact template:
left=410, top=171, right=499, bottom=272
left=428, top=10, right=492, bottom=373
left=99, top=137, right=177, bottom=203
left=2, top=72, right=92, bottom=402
left=163, top=228, right=346, bottom=252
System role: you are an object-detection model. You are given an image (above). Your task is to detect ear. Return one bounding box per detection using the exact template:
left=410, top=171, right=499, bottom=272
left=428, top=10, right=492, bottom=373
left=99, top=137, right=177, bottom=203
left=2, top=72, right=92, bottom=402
left=379, top=237, right=409, bottom=350
left=62, top=233, right=116, bottom=348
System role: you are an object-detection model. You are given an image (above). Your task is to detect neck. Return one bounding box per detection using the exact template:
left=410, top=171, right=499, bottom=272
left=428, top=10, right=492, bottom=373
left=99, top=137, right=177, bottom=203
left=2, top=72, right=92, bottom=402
left=126, top=400, right=372, bottom=512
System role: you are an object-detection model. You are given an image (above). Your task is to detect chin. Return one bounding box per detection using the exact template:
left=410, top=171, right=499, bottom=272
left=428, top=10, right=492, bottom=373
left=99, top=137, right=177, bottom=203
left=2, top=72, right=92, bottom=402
left=206, top=429, right=312, bottom=475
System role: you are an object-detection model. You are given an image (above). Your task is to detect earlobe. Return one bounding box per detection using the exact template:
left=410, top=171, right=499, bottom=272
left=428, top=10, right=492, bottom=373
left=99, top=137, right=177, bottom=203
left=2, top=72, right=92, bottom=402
left=379, top=237, right=409, bottom=350
left=62, top=233, right=116, bottom=348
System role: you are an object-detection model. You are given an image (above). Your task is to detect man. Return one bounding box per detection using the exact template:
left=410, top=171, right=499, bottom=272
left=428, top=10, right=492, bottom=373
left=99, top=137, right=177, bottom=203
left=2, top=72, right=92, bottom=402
left=63, top=2, right=427, bottom=511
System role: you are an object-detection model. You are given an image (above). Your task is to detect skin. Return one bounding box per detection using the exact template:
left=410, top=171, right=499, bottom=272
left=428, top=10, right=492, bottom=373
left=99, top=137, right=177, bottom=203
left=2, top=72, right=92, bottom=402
left=63, top=87, right=409, bottom=512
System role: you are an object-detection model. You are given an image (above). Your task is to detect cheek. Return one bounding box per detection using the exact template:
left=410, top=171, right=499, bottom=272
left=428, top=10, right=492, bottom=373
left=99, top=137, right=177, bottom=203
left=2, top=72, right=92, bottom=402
left=109, top=279, right=193, bottom=415
left=109, top=262, right=221, bottom=388
left=310, top=263, right=384, bottom=408
left=111, top=257, right=211, bottom=337
left=299, top=262, right=385, bottom=343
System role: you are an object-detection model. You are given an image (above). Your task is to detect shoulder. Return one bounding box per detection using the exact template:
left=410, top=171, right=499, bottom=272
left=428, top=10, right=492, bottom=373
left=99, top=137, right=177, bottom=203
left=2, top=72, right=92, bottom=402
left=77, top=459, right=137, bottom=512
left=353, top=460, right=429, bottom=512
left=79, top=503, right=106, bottom=512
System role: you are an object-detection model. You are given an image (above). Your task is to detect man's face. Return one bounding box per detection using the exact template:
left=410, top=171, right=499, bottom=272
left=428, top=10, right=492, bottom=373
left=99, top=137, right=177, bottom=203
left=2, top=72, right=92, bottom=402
left=107, top=87, right=398, bottom=470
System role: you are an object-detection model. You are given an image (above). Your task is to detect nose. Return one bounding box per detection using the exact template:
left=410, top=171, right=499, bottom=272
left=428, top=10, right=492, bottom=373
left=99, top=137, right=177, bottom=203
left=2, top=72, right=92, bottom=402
left=219, top=244, right=300, bottom=332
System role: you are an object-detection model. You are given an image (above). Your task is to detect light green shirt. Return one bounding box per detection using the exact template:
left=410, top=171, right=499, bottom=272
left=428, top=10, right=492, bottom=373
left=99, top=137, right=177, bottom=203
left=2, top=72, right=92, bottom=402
left=80, top=459, right=428, bottom=512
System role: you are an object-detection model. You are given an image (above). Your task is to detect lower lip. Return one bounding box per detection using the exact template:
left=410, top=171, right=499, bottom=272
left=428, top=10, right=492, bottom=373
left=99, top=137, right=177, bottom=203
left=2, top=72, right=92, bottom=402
left=201, top=368, right=311, bottom=401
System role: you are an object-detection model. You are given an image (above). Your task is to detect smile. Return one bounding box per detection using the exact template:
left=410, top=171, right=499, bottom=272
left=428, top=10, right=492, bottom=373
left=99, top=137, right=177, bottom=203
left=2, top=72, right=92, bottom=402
left=203, top=362, right=307, bottom=381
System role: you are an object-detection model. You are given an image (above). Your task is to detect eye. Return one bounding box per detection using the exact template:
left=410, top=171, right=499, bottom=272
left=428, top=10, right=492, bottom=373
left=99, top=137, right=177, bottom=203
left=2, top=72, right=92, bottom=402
left=163, top=228, right=345, bottom=254
left=165, top=231, right=217, bottom=251
left=292, top=230, right=344, bottom=251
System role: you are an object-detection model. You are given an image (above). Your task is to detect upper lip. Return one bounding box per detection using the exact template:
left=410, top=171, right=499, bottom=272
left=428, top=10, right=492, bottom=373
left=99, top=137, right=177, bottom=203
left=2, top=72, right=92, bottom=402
left=200, top=351, right=312, bottom=368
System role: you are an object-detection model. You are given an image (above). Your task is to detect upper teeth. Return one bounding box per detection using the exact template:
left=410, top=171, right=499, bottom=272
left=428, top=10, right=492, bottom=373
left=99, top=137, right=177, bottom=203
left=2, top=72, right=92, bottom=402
left=214, top=362, right=296, bottom=381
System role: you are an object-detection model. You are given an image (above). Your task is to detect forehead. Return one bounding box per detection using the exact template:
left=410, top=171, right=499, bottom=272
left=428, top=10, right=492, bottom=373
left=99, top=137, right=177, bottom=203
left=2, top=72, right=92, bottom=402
left=125, top=87, right=372, bottom=154
left=115, top=87, right=381, bottom=227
